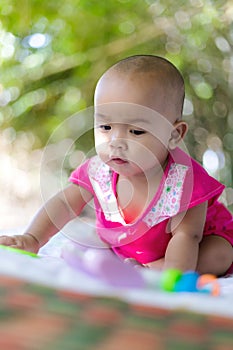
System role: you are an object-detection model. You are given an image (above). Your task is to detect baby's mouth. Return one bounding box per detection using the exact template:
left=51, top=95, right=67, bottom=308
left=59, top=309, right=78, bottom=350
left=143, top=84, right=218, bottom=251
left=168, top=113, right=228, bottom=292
left=110, top=157, right=128, bottom=165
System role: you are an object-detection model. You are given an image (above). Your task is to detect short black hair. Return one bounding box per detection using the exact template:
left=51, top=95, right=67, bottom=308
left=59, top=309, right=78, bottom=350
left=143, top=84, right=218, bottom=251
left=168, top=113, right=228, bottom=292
left=109, top=55, right=185, bottom=117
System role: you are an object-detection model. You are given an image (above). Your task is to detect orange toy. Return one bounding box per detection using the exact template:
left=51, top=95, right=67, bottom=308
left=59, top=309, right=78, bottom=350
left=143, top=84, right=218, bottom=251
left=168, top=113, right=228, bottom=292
left=197, top=274, right=220, bottom=296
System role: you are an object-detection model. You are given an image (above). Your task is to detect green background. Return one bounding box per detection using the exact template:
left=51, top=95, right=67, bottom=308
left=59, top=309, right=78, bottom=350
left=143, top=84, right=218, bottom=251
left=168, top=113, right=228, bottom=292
left=0, top=0, right=233, bottom=211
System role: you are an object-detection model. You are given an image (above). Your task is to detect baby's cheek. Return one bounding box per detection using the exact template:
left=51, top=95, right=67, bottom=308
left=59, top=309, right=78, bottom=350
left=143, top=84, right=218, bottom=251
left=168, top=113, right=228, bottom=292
left=95, top=137, right=108, bottom=154
left=134, top=146, right=160, bottom=164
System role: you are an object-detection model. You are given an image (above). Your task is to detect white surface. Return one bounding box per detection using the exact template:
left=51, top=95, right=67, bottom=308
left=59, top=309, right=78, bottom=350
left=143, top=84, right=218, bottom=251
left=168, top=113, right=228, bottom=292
left=1, top=221, right=233, bottom=319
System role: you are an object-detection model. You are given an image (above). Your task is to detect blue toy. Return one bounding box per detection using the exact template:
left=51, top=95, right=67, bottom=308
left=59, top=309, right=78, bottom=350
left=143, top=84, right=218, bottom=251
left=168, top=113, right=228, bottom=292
left=173, top=271, right=200, bottom=292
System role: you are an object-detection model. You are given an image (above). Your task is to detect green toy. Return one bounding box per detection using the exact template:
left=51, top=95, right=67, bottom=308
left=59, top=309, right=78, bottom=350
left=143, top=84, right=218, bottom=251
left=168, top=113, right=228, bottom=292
left=0, top=244, right=38, bottom=258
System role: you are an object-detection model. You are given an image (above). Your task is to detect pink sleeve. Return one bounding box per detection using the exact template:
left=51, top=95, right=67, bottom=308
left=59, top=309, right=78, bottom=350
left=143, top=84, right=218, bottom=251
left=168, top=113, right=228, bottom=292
left=180, top=156, right=225, bottom=211
left=69, top=158, right=94, bottom=195
left=170, top=148, right=225, bottom=211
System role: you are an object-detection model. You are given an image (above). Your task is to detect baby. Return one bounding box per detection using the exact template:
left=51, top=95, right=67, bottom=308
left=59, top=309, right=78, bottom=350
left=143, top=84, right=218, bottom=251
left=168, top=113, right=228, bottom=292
left=1, top=55, right=233, bottom=276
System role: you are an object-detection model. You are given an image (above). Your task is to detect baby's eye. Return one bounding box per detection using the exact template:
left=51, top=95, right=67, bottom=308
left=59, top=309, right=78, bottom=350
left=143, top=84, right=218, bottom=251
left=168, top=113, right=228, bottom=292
left=99, top=125, right=112, bottom=131
left=130, top=129, right=146, bottom=136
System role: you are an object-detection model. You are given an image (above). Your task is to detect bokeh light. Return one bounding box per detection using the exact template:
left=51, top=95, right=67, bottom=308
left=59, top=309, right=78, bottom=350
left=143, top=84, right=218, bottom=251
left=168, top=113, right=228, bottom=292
left=203, top=149, right=219, bottom=174
left=28, top=33, right=50, bottom=49
left=0, top=0, right=233, bottom=228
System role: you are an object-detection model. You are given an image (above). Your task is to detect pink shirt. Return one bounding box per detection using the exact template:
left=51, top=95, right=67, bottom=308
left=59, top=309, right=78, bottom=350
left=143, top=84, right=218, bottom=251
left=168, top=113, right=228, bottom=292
left=69, top=147, right=233, bottom=264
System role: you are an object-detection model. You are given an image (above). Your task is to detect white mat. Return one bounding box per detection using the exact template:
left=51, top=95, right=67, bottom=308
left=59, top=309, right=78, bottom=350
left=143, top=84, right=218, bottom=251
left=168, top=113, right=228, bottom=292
left=1, top=220, right=233, bottom=319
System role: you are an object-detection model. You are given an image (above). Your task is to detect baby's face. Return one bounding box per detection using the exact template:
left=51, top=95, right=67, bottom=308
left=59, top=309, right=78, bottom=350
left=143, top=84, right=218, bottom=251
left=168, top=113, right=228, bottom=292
left=94, top=71, right=178, bottom=177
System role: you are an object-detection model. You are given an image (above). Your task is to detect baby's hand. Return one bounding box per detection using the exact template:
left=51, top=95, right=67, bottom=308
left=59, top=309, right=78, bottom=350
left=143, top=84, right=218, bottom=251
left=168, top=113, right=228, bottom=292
left=0, top=233, right=40, bottom=253
left=144, top=257, right=165, bottom=270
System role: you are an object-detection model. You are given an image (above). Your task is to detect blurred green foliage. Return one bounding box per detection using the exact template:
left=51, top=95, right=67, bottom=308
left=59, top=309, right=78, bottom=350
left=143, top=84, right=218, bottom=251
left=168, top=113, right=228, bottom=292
left=0, top=0, right=233, bottom=193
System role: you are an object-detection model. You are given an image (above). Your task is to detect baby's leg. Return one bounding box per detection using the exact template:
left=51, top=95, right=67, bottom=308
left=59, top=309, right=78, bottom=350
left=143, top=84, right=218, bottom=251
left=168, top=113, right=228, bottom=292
left=197, top=235, right=233, bottom=276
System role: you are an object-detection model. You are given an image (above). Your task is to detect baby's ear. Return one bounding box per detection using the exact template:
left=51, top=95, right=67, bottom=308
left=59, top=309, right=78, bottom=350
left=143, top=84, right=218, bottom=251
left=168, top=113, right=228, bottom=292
left=168, top=121, right=188, bottom=150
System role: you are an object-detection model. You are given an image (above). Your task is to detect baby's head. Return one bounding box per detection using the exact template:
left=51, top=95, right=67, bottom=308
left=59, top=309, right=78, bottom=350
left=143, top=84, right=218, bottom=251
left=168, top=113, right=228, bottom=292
left=94, top=55, right=188, bottom=177
left=94, top=55, right=185, bottom=124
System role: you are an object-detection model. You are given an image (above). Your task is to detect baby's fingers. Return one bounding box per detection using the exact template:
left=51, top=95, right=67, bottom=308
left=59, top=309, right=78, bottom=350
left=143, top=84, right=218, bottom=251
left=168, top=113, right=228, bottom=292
left=0, top=235, right=17, bottom=246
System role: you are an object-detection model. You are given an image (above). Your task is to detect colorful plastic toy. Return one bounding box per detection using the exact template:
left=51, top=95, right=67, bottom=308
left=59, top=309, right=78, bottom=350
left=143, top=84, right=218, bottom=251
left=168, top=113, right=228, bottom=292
left=160, top=269, right=220, bottom=296
left=61, top=242, right=145, bottom=288
left=159, top=268, right=182, bottom=292
left=62, top=242, right=221, bottom=295
left=197, top=274, right=220, bottom=296
left=0, top=244, right=38, bottom=258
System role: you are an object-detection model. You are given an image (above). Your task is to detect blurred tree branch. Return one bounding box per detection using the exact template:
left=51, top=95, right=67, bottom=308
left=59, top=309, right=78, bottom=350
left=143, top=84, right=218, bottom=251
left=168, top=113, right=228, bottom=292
left=0, top=0, right=232, bottom=192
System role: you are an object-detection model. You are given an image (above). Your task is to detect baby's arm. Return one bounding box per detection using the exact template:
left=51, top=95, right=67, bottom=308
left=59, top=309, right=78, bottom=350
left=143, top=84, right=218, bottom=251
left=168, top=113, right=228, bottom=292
left=163, top=201, right=208, bottom=272
left=0, top=184, right=93, bottom=253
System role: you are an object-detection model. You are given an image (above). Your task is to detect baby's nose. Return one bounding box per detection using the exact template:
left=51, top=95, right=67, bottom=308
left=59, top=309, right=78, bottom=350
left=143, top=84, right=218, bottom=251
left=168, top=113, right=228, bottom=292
left=109, top=136, right=127, bottom=150
left=109, top=129, right=128, bottom=150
